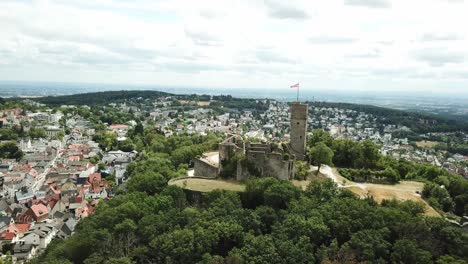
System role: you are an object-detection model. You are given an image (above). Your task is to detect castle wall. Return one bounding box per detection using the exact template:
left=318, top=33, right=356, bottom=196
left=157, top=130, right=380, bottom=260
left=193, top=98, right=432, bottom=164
left=264, top=153, right=295, bottom=180
left=219, top=135, right=296, bottom=181
left=248, top=143, right=271, bottom=151
left=193, top=159, right=218, bottom=178
left=236, top=160, right=248, bottom=181
left=219, top=135, right=244, bottom=173
left=247, top=151, right=265, bottom=175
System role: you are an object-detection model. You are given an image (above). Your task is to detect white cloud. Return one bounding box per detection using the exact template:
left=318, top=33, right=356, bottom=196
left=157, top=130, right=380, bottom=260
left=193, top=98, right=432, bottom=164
left=308, top=36, right=357, bottom=44
left=264, top=0, right=310, bottom=20
left=0, top=0, right=467, bottom=94
left=344, top=0, right=391, bottom=8
left=421, top=33, right=463, bottom=41
left=413, top=48, right=465, bottom=67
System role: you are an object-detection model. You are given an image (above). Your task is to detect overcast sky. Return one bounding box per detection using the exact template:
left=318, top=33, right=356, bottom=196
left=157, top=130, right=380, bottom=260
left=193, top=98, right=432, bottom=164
left=0, top=0, right=468, bottom=94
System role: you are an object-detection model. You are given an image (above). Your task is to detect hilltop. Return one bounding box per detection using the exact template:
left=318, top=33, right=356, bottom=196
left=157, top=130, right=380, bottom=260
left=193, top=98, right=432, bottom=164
left=34, top=90, right=173, bottom=106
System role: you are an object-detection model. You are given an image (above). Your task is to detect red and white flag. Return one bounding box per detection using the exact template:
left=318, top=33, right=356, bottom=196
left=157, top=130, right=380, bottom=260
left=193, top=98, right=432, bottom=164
left=290, top=83, right=299, bottom=88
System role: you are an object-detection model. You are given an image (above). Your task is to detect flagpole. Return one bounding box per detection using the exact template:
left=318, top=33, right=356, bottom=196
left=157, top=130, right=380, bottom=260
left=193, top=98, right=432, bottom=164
left=290, top=83, right=300, bottom=102
left=296, top=86, right=299, bottom=102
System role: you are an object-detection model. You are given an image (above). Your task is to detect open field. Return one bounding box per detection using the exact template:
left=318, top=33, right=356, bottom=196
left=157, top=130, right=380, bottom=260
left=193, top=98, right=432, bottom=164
left=178, top=100, right=211, bottom=106
left=416, top=140, right=439, bottom=148
left=169, top=178, right=245, bottom=192
left=345, top=182, right=440, bottom=217
left=317, top=166, right=440, bottom=217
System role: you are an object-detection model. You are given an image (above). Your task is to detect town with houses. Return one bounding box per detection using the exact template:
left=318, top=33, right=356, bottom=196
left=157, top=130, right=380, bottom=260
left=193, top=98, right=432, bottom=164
left=0, top=95, right=467, bottom=262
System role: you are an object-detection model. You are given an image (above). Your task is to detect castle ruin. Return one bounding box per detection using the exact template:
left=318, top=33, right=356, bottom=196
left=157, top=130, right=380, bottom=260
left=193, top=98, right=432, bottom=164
left=193, top=103, right=308, bottom=180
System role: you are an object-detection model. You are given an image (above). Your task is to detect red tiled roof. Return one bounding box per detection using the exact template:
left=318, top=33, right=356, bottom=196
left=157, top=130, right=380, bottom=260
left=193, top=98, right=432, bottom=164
left=88, top=173, right=101, bottom=183
left=48, top=199, right=58, bottom=209
left=69, top=144, right=84, bottom=149
left=15, top=223, right=30, bottom=234
left=31, top=204, right=48, bottom=217
left=109, top=124, right=129, bottom=129
left=0, top=231, right=15, bottom=241
left=87, top=204, right=95, bottom=214
left=31, top=199, right=45, bottom=205
left=6, top=224, right=19, bottom=234
left=16, top=214, right=33, bottom=224
left=76, top=207, right=89, bottom=218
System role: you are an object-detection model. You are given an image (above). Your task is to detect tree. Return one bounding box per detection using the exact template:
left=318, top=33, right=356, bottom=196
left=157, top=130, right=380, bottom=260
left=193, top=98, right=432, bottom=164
left=306, top=179, right=339, bottom=201
left=340, top=228, right=391, bottom=262
left=150, top=228, right=195, bottom=263
left=229, top=234, right=280, bottom=264
left=382, top=167, right=400, bottom=183
left=28, top=126, right=46, bottom=139
left=391, top=239, right=432, bottom=264
left=118, top=139, right=135, bottom=152
left=294, top=161, right=310, bottom=180
left=104, top=257, right=134, bottom=264
left=354, top=140, right=380, bottom=169
left=436, top=255, right=467, bottom=264
left=331, top=139, right=359, bottom=167
left=308, top=142, right=334, bottom=175
left=134, top=122, right=144, bottom=136
left=0, top=142, right=23, bottom=160
left=57, top=130, right=65, bottom=140
left=308, top=129, right=333, bottom=147
left=126, top=171, right=168, bottom=195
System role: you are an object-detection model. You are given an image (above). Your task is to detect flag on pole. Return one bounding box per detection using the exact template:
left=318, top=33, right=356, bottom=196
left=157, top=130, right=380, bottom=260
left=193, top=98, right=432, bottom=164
left=290, top=83, right=300, bottom=101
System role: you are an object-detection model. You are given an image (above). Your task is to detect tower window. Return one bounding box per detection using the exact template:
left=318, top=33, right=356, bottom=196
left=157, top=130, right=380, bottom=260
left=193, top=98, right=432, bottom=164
left=297, top=122, right=300, bottom=125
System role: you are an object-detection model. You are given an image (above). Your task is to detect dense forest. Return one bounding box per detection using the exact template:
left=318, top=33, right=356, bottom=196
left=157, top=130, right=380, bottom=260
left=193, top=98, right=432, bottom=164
left=210, top=95, right=269, bottom=111
left=311, top=101, right=468, bottom=133
left=32, top=130, right=468, bottom=264
left=35, top=90, right=172, bottom=106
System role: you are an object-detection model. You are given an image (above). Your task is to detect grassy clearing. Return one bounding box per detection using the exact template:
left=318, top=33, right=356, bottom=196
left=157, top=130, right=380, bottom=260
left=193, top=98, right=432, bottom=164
left=331, top=169, right=440, bottom=217
left=348, top=182, right=439, bottom=216
left=170, top=178, right=245, bottom=192
left=416, top=140, right=439, bottom=149
left=178, top=100, right=211, bottom=106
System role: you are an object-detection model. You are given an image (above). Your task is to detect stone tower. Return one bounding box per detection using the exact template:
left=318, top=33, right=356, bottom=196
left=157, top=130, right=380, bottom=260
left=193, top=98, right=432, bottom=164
left=290, top=102, right=308, bottom=160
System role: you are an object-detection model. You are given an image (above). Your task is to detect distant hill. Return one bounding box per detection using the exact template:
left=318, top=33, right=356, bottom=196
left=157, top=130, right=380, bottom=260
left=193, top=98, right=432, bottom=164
left=35, top=90, right=173, bottom=106
left=312, top=101, right=468, bottom=133
left=34, top=90, right=269, bottom=111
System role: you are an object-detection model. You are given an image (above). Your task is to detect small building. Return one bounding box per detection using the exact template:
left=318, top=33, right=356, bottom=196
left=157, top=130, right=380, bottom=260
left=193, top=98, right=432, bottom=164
left=12, top=241, right=37, bottom=261
left=21, top=223, right=56, bottom=249
left=26, top=204, right=49, bottom=222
